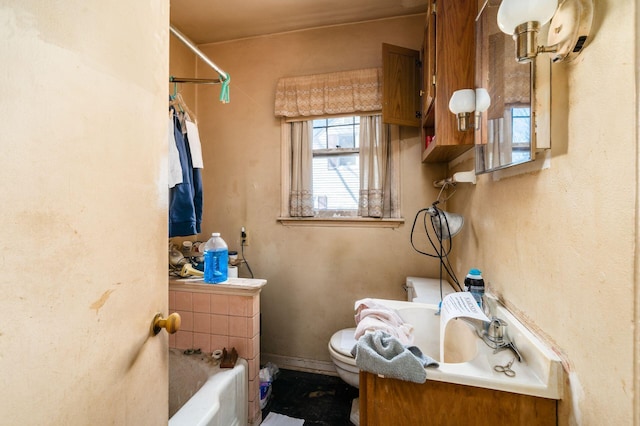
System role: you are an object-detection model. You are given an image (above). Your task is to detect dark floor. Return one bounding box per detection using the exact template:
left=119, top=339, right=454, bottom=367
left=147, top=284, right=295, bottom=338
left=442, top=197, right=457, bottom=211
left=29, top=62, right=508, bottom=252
left=261, top=369, right=359, bottom=426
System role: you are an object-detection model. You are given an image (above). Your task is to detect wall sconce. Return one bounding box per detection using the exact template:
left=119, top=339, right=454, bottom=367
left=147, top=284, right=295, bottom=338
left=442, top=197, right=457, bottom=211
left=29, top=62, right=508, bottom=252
left=448, top=88, right=491, bottom=132
left=497, top=0, right=594, bottom=63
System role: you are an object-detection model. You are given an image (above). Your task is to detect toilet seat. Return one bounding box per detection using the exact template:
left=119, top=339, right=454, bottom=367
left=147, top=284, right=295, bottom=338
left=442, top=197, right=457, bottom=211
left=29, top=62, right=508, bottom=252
left=329, top=328, right=357, bottom=358
left=328, top=327, right=360, bottom=389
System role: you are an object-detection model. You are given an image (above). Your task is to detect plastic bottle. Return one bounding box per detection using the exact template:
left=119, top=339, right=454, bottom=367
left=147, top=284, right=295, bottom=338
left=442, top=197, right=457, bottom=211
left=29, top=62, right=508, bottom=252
left=464, top=268, right=485, bottom=308
left=203, top=233, right=228, bottom=283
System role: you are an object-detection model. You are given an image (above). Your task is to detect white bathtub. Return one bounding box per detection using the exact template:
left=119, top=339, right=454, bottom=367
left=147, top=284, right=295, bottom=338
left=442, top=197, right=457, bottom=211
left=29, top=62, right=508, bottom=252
left=169, top=349, right=248, bottom=426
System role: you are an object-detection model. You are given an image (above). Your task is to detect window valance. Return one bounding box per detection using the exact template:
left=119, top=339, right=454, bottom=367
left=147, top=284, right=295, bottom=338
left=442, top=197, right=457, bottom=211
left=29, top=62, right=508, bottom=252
left=274, top=68, right=382, bottom=118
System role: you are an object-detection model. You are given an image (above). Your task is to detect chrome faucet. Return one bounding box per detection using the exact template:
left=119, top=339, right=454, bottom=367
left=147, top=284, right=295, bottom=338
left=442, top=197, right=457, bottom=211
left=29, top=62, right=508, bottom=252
left=483, top=317, right=523, bottom=362
left=457, top=296, right=523, bottom=362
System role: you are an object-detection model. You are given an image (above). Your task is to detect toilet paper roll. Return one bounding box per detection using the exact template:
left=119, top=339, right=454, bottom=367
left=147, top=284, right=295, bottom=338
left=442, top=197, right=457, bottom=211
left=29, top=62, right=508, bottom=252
left=228, top=266, right=238, bottom=278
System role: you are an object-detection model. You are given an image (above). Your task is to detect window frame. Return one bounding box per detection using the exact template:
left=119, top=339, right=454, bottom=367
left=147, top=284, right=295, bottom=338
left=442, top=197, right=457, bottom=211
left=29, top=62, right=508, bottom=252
left=278, top=114, right=404, bottom=228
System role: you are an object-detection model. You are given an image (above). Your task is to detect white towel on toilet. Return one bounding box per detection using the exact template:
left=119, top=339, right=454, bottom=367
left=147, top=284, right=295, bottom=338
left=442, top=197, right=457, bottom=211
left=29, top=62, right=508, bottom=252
left=353, top=298, right=414, bottom=346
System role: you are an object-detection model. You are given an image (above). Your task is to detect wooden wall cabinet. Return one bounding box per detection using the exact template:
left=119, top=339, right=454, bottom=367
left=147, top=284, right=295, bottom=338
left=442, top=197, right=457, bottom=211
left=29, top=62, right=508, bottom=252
left=382, top=0, right=476, bottom=163
left=422, top=0, right=477, bottom=163
left=359, top=372, right=557, bottom=426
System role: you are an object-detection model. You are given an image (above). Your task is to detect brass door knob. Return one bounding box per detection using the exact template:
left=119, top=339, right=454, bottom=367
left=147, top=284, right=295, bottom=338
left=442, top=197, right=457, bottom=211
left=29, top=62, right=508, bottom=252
left=152, top=312, right=181, bottom=335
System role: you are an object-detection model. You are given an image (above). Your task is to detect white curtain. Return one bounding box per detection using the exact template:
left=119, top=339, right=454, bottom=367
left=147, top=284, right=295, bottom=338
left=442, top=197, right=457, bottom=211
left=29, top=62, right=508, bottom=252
left=289, top=121, right=314, bottom=217
left=358, top=116, right=400, bottom=218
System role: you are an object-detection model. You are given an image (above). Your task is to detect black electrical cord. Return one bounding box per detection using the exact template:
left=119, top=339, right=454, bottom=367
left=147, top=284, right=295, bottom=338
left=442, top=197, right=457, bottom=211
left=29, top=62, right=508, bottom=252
left=241, top=241, right=254, bottom=279
left=410, top=202, right=462, bottom=292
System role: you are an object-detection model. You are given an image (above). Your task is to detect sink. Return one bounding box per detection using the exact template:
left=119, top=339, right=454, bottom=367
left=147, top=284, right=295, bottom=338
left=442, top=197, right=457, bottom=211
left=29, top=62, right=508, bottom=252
left=367, top=297, right=563, bottom=400
left=442, top=319, right=478, bottom=363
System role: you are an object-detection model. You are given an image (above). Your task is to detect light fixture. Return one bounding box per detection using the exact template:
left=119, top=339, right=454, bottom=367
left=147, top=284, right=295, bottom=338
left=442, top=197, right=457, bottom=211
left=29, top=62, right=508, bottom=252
left=448, top=88, right=491, bottom=132
left=427, top=207, right=464, bottom=240
left=497, top=0, right=594, bottom=63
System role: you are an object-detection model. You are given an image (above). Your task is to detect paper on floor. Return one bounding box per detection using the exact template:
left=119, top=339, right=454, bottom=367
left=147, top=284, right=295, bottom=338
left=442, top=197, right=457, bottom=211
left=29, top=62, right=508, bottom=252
left=261, top=412, right=304, bottom=426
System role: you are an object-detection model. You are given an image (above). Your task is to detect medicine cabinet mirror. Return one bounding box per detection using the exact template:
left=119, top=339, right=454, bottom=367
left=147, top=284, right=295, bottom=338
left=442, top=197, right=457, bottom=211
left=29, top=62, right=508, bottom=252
left=474, top=0, right=542, bottom=174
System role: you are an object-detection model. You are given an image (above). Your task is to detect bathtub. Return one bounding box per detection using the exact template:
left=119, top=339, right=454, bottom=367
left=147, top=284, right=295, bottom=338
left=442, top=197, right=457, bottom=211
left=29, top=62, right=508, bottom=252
left=169, top=348, right=248, bottom=426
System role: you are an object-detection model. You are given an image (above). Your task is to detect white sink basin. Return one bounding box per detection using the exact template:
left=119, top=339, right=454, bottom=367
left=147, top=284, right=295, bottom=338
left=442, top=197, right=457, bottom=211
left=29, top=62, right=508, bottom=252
left=368, top=297, right=563, bottom=399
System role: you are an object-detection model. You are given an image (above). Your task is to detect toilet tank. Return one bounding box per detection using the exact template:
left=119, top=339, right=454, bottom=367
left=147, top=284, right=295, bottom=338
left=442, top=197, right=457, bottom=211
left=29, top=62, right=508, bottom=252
left=405, top=277, right=455, bottom=304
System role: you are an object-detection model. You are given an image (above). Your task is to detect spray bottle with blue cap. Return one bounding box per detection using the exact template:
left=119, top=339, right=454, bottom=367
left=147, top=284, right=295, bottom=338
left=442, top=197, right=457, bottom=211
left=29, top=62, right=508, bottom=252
left=464, top=268, right=485, bottom=309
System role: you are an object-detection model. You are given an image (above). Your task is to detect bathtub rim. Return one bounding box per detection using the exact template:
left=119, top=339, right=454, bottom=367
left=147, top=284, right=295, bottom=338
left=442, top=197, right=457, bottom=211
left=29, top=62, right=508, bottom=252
left=169, top=355, right=248, bottom=426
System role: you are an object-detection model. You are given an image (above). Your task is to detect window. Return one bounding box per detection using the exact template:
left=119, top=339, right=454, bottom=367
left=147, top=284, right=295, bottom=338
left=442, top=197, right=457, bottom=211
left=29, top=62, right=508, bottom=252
left=511, top=107, right=531, bottom=163
left=312, top=116, right=360, bottom=216
left=279, top=114, right=403, bottom=227
left=511, top=107, right=531, bottom=144
left=275, top=68, right=402, bottom=226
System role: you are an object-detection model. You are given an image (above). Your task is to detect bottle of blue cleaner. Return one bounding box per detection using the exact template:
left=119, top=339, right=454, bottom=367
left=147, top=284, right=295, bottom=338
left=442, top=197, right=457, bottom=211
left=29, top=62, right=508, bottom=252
left=203, top=232, right=228, bottom=283
left=464, top=268, right=485, bottom=308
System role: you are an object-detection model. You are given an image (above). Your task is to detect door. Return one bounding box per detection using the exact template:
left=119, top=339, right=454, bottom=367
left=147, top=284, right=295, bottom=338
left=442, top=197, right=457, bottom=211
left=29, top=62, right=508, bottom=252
left=382, top=43, right=421, bottom=127
left=0, top=2, right=170, bottom=424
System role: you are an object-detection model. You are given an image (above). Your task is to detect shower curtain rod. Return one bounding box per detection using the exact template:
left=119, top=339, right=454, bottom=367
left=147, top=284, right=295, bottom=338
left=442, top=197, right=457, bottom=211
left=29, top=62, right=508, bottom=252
left=169, top=24, right=229, bottom=81
left=170, top=76, right=221, bottom=84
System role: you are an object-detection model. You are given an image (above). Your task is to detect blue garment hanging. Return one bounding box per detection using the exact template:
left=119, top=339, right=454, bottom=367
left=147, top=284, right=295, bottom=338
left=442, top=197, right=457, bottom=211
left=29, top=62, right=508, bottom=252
left=169, top=107, right=202, bottom=237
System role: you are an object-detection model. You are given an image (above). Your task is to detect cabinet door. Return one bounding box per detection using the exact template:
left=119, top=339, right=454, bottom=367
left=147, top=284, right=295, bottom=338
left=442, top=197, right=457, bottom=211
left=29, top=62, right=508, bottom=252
left=382, top=43, right=421, bottom=127
left=423, top=3, right=436, bottom=118
left=360, top=372, right=557, bottom=426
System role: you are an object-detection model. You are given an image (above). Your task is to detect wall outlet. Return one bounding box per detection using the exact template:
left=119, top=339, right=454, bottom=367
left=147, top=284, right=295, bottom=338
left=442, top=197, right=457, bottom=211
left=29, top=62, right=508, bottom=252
left=241, top=226, right=248, bottom=246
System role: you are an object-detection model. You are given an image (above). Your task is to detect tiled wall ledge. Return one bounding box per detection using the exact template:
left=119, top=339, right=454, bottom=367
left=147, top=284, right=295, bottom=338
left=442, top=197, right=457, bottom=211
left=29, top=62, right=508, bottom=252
left=169, top=277, right=267, bottom=425
left=171, top=277, right=267, bottom=296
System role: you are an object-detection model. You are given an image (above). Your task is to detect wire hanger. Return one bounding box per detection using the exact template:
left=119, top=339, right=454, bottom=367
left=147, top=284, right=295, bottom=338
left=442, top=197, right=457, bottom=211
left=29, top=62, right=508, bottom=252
left=168, top=84, right=197, bottom=124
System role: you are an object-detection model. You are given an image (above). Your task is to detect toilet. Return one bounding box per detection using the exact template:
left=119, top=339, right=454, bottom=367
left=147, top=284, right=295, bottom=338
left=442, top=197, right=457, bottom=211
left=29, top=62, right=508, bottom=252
left=327, top=276, right=455, bottom=389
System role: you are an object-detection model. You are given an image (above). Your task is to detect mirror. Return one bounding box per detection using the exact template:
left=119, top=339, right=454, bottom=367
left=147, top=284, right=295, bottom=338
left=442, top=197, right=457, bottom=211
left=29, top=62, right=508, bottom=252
left=474, top=0, right=535, bottom=174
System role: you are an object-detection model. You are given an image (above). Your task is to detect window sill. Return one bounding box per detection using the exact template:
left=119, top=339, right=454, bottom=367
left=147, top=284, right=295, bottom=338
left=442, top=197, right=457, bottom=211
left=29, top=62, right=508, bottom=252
left=277, top=217, right=404, bottom=228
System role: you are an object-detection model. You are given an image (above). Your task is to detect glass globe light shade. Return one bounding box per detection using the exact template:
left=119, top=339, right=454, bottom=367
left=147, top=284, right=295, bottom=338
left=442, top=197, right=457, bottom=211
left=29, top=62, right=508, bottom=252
left=475, top=88, right=491, bottom=113
left=497, top=0, right=558, bottom=35
left=448, top=89, right=476, bottom=114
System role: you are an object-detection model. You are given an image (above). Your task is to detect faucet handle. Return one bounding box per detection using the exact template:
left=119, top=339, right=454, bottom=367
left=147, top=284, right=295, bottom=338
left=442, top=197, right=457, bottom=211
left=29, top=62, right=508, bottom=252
left=487, top=317, right=508, bottom=343
left=495, top=341, right=523, bottom=363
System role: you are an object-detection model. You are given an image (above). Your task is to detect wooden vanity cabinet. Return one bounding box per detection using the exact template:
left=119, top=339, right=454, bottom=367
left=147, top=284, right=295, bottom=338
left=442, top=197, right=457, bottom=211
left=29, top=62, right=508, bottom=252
left=359, top=371, right=557, bottom=426
left=421, top=0, right=477, bottom=163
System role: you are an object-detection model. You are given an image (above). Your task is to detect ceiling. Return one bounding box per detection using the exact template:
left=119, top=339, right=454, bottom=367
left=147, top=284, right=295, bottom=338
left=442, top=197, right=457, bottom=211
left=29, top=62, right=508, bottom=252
left=169, top=0, right=428, bottom=44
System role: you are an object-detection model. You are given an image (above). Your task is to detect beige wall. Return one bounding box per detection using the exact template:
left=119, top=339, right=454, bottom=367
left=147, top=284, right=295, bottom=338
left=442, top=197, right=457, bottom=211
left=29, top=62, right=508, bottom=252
left=170, top=2, right=639, bottom=424
left=448, top=1, right=638, bottom=424
left=173, top=15, right=449, bottom=368
left=1, top=2, right=170, bottom=424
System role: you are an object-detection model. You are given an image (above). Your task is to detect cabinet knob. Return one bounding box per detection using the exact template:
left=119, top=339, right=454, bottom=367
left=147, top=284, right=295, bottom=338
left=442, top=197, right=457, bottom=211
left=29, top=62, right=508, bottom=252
left=419, top=90, right=425, bottom=97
